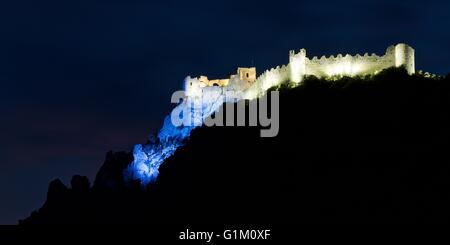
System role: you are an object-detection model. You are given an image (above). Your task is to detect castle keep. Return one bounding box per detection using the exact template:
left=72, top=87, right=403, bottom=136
left=185, top=43, right=415, bottom=100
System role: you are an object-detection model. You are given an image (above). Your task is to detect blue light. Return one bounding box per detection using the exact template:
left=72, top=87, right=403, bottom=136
left=124, top=85, right=226, bottom=186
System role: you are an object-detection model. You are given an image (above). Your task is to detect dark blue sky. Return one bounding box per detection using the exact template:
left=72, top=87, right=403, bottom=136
left=0, top=0, right=449, bottom=224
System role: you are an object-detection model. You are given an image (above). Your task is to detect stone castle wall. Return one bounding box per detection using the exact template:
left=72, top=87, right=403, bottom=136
left=186, top=43, right=415, bottom=101
left=289, top=43, right=415, bottom=83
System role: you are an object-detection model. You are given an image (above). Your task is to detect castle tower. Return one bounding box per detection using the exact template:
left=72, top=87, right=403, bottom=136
left=289, top=48, right=306, bottom=83
left=394, top=43, right=415, bottom=74
left=184, top=76, right=202, bottom=98
left=237, top=67, right=257, bottom=83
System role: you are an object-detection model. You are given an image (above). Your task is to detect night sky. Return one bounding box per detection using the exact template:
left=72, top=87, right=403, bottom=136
left=0, top=0, right=449, bottom=224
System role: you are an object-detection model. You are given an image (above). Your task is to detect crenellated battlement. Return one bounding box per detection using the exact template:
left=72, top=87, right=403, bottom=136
left=288, top=43, right=415, bottom=82
left=185, top=43, right=416, bottom=101
left=309, top=52, right=383, bottom=62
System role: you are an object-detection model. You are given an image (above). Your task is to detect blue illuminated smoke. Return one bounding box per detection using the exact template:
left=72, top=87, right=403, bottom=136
left=124, top=87, right=228, bottom=186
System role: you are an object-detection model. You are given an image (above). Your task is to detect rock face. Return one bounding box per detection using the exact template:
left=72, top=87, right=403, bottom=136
left=20, top=68, right=450, bottom=224
left=94, top=151, right=133, bottom=190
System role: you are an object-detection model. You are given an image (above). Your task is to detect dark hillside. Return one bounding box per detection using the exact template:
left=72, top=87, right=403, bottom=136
left=21, top=68, right=450, bottom=224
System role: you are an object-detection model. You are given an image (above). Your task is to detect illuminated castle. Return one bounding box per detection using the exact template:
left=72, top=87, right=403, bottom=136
left=185, top=43, right=415, bottom=100
left=127, top=43, right=416, bottom=185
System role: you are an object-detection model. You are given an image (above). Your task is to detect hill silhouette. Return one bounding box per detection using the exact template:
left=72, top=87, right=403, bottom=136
left=20, top=67, right=450, bottom=224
